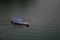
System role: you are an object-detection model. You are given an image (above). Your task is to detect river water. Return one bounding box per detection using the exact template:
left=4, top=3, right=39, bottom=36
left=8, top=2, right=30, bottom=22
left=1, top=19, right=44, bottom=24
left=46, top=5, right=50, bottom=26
left=0, top=0, right=60, bottom=40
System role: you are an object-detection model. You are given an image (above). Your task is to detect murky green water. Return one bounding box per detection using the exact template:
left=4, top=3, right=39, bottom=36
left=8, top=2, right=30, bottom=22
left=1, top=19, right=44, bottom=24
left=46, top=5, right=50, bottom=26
left=0, top=0, right=60, bottom=40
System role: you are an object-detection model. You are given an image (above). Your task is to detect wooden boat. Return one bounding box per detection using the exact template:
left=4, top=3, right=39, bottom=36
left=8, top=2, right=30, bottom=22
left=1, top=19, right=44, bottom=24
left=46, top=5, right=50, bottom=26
left=11, top=21, right=29, bottom=27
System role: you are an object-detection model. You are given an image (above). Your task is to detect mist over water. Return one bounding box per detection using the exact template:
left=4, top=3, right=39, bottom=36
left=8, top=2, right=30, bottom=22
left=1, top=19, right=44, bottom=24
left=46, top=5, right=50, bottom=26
left=0, top=0, right=60, bottom=40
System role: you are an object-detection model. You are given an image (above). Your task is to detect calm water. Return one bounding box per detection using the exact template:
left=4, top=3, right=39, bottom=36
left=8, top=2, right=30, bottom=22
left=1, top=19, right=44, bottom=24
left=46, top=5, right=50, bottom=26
left=0, top=0, right=60, bottom=40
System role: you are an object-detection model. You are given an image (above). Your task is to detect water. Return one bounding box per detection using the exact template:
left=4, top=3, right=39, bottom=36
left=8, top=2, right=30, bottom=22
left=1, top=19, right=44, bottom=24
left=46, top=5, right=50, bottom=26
left=0, top=0, right=60, bottom=40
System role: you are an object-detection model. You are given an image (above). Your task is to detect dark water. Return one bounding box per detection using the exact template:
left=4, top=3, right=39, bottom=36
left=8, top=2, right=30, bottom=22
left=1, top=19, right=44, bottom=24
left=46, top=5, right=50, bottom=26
left=0, top=0, right=60, bottom=40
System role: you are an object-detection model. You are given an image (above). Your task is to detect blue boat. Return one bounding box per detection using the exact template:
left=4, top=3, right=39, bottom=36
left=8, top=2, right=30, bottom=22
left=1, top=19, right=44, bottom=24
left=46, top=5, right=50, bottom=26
left=11, top=18, right=29, bottom=27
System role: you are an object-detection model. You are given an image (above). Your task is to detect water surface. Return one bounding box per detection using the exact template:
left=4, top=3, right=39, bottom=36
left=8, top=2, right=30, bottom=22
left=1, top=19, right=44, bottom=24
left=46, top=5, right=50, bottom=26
left=0, top=0, right=60, bottom=40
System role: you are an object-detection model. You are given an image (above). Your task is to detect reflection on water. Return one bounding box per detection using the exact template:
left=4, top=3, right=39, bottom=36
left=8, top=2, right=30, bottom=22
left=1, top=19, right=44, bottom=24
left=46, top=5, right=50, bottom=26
left=0, top=0, right=60, bottom=40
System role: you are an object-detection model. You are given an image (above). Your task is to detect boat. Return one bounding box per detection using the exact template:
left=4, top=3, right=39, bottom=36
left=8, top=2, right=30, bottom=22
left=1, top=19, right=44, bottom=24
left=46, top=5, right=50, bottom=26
left=11, top=18, right=29, bottom=27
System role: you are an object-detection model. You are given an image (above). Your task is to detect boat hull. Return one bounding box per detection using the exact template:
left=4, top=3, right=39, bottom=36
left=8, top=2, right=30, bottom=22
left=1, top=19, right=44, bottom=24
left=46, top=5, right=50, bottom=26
left=11, top=21, right=29, bottom=27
